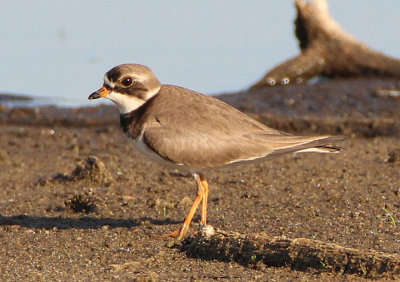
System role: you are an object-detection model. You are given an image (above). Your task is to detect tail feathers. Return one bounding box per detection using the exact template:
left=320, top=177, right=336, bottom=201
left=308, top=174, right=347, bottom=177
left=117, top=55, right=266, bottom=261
left=296, top=145, right=343, bottom=154
left=269, top=135, right=345, bottom=156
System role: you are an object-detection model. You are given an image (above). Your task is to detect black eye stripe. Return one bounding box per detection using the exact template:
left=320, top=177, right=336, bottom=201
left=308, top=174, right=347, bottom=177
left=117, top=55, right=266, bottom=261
left=113, top=81, right=148, bottom=100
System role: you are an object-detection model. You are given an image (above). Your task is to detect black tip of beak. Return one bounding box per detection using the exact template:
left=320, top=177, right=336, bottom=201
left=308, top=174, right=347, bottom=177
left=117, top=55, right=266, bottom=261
left=88, top=92, right=101, bottom=100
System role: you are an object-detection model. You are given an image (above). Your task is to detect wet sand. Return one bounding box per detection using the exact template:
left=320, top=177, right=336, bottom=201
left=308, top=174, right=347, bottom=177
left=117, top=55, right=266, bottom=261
left=0, top=78, right=399, bottom=280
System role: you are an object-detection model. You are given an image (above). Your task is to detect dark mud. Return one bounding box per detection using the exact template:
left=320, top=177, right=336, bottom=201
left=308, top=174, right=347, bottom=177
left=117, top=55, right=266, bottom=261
left=0, top=79, right=399, bottom=280
left=219, top=78, right=400, bottom=137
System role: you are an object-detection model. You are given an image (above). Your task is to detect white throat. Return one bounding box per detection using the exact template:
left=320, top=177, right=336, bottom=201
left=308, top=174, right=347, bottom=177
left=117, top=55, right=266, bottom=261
left=106, top=86, right=161, bottom=114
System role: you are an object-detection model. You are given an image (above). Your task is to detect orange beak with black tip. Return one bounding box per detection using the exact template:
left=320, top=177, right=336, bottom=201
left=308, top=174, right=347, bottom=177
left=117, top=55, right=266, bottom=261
left=88, top=86, right=110, bottom=100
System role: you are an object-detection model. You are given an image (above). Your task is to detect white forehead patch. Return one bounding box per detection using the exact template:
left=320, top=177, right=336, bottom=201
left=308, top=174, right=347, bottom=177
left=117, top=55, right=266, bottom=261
left=104, top=75, right=115, bottom=88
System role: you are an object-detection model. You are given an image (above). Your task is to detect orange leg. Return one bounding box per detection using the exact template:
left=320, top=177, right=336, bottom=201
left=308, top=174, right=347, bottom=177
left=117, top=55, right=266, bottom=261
left=200, top=175, right=209, bottom=225
left=170, top=174, right=208, bottom=240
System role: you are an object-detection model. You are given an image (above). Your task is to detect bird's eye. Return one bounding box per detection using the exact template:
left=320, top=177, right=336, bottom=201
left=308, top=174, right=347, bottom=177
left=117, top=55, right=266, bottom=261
left=121, top=77, right=133, bottom=87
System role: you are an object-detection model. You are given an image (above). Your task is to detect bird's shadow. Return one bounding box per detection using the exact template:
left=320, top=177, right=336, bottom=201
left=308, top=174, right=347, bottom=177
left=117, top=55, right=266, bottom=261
left=0, top=214, right=180, bottom=230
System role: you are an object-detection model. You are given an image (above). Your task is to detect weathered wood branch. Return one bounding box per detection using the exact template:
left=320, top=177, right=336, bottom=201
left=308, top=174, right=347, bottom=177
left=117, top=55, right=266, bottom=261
left=251, top=0, right=400, bottom=89
left=182, top=228, right=400, bottom=278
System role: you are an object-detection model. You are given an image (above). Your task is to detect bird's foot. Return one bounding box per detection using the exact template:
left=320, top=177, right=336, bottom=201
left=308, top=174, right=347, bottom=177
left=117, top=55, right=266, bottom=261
left=159, top=228, right=187, bottom=241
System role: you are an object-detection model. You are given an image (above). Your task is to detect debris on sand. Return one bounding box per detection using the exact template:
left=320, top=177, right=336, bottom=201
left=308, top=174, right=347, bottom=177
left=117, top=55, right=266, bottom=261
left=373, top=89, right=400, bottom=100
left=251, top=0, right=400, bottom=89
left=54, top=156, right=115, bottom=186
left=386, top=148, right=400, bottom=163
left=182, top=228, right=400, bottom=279
left=65, top=193, right=97, bottom=214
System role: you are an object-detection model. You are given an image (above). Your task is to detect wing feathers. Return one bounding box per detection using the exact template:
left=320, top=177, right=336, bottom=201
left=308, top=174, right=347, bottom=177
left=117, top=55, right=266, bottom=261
left=139, top=85, right=345, bottom=169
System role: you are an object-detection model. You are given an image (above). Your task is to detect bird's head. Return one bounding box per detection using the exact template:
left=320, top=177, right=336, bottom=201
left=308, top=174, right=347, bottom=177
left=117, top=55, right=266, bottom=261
left=89, top=64, right=161, bottom=114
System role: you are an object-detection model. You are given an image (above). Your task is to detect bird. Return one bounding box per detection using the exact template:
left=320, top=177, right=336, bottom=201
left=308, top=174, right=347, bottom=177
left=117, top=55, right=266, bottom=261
left=88, top=63, right=344, bottom=240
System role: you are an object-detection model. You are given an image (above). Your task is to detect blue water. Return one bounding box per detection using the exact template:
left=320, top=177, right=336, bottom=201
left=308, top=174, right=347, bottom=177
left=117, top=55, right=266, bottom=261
left=1, top=1, right=399, bottom=106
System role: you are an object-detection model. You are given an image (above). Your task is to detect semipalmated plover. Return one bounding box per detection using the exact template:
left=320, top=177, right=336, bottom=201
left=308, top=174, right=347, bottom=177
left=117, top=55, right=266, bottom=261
left=89, top=64, right=344, bottom=239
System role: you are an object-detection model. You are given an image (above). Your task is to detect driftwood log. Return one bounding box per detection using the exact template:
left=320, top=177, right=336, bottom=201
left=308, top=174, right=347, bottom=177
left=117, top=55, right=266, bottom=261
left=182, top=227, right=400, bottom=279
left=251, top=0, right=400, bottom=89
